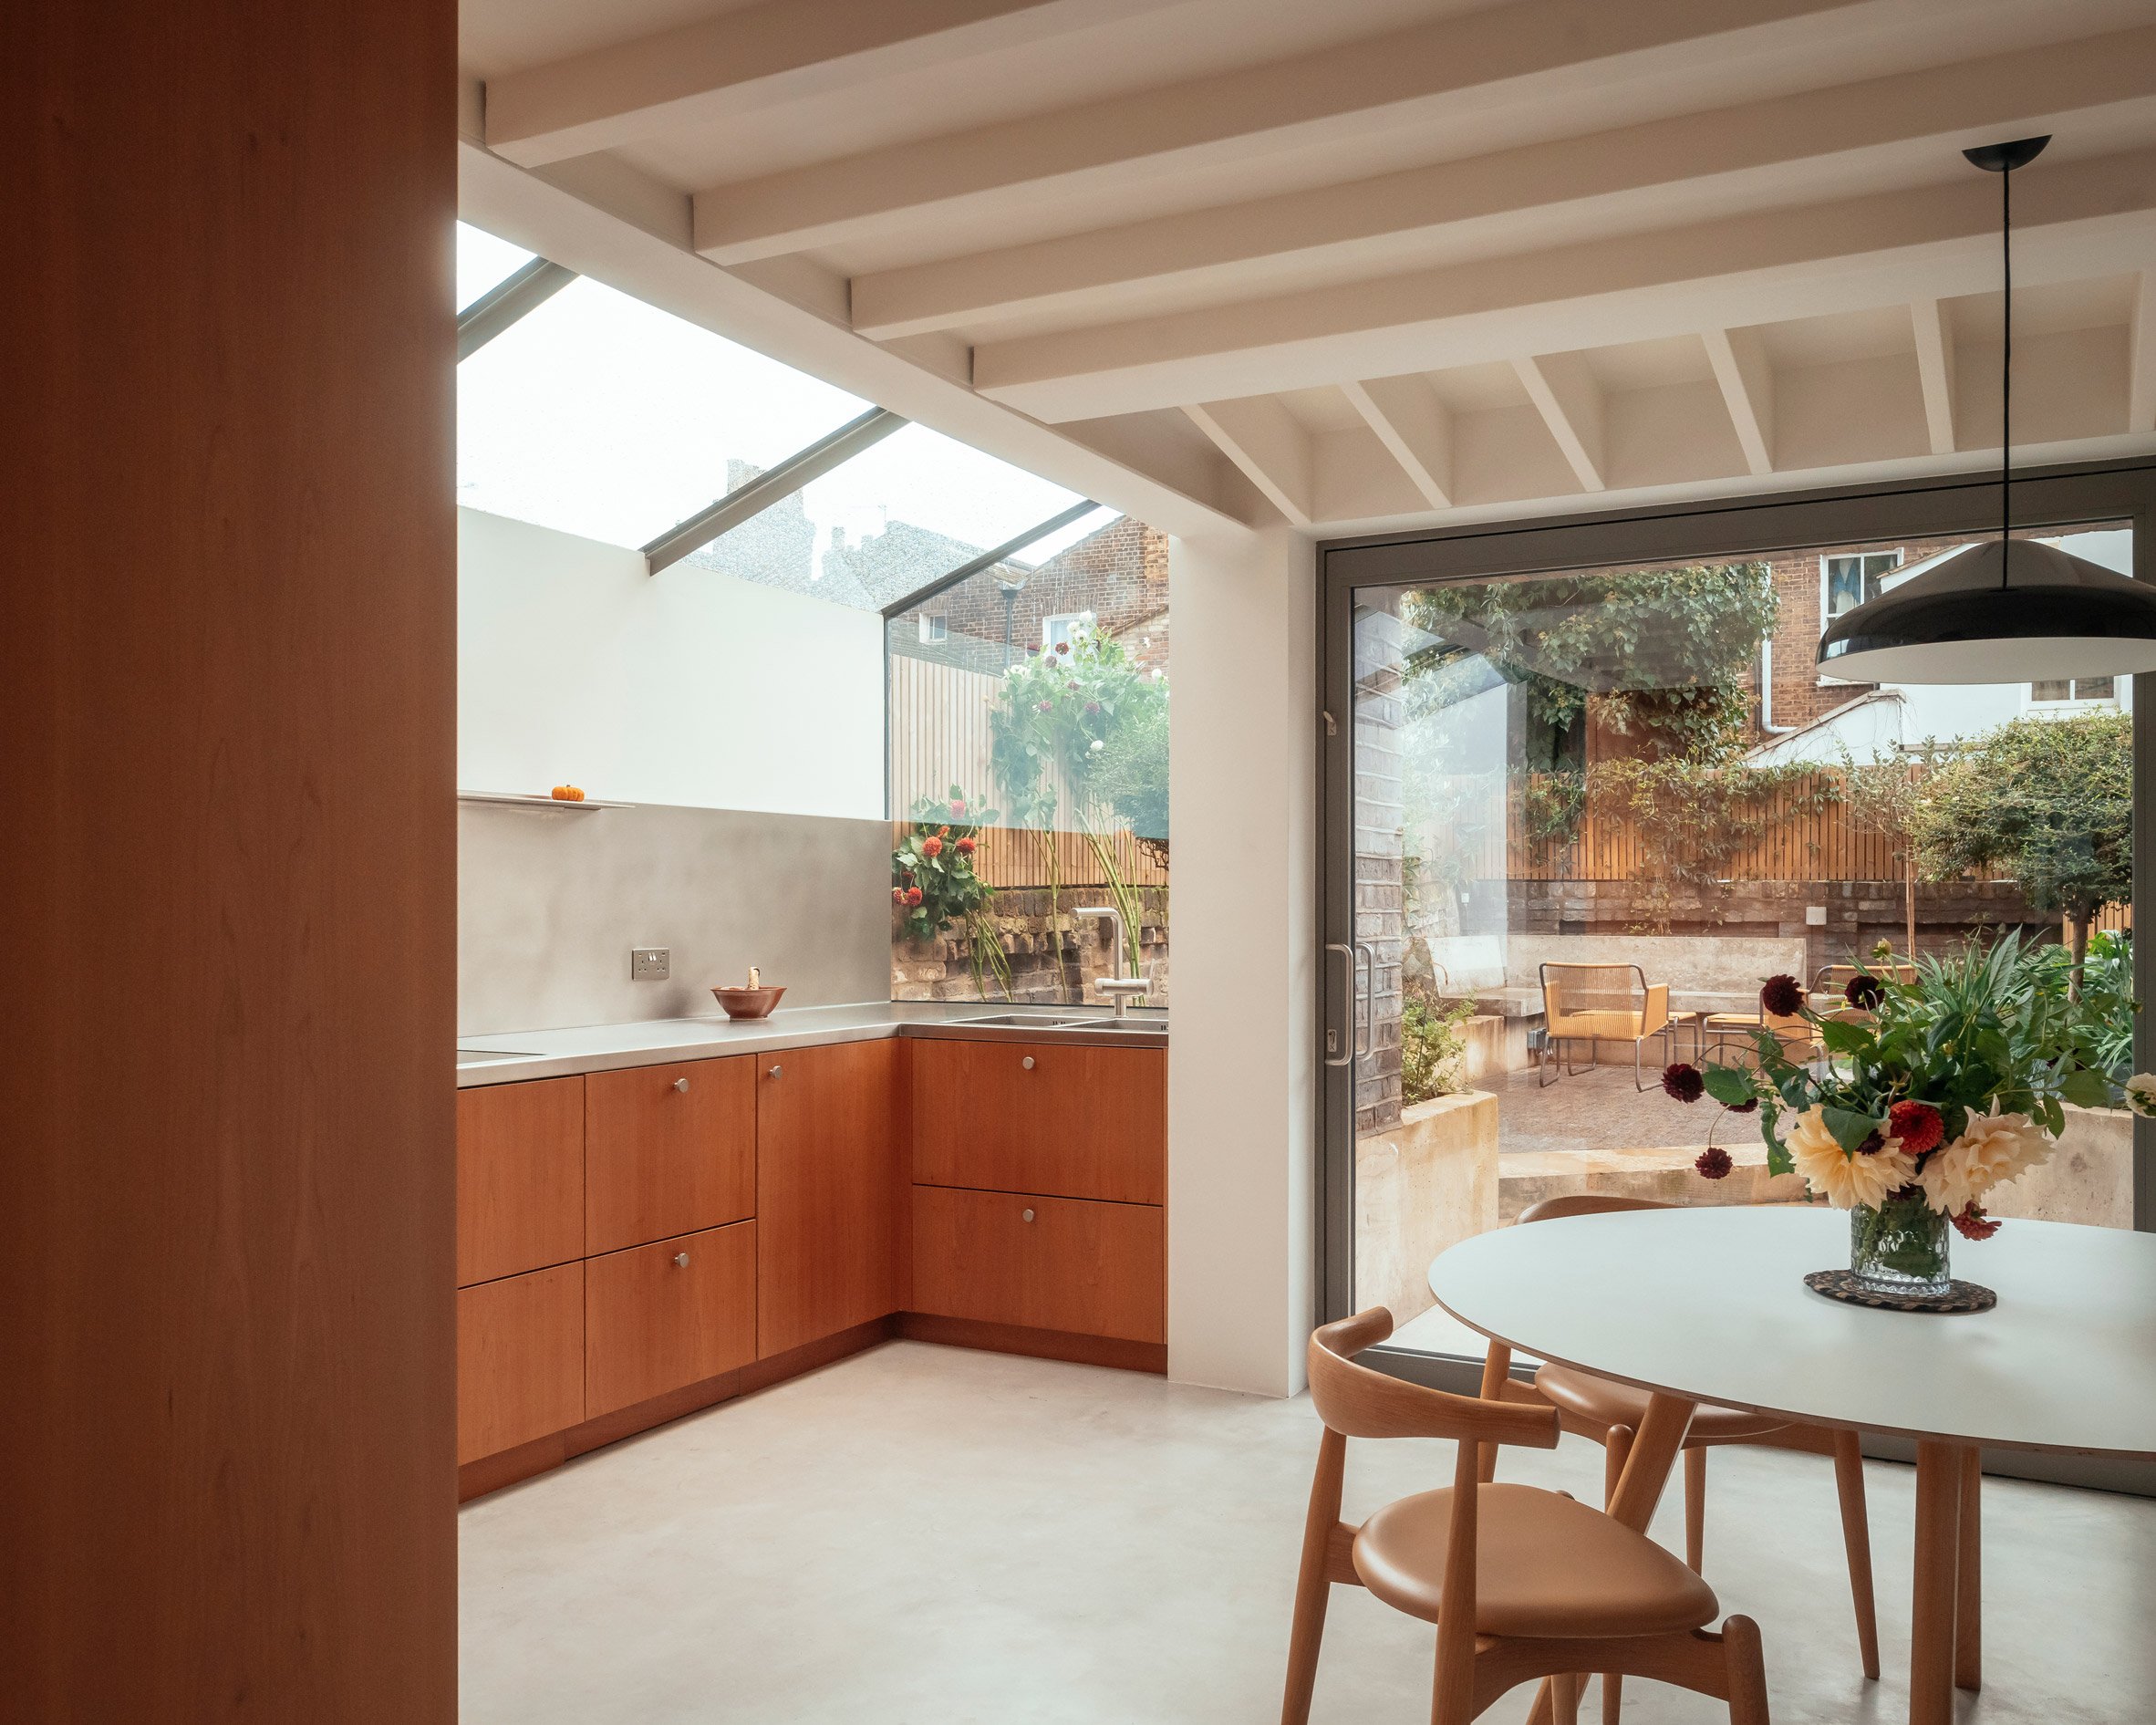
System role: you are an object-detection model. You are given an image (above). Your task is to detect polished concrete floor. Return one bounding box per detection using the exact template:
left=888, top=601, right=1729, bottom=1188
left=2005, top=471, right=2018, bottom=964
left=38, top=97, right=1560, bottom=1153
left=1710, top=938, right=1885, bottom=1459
left=461, top=1341, right=2156, bottom=1723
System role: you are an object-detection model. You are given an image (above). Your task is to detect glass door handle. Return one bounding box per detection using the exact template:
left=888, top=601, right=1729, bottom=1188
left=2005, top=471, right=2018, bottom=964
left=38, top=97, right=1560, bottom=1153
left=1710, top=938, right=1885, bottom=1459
left=1353, top=941, right=1375, bottom=1060
left=1323, top=942, right=1354, bottom=1068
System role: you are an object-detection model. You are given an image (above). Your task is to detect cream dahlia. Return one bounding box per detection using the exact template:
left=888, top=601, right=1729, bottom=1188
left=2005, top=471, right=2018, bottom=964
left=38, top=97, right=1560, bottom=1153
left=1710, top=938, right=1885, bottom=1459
left=1784, top=1105, right=1914, bottom=1210
left=1918, top=1108, right=2050, bottom=1215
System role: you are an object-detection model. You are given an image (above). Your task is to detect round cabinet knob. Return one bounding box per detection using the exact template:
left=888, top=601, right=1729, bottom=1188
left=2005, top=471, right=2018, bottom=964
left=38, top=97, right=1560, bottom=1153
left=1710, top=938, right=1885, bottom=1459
left=768, top=1064, right=783, bottom=1078
left=672, top=1076, right=690, bottom=1094
left=1021, top=1208, right=1036, bottom=1222
left=673, top=1252, right=689, bottom=1268
left=1021, top=1055, right=1035, bottom=1071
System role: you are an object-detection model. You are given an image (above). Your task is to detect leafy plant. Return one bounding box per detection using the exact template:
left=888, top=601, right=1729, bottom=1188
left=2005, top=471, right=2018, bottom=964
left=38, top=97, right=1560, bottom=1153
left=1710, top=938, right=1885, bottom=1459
left=891, top=786, right=1011, bottom=1000
left=1915, top=712, right=2131, bottom=989
left=1401, top=984, right=1478, bottom=1106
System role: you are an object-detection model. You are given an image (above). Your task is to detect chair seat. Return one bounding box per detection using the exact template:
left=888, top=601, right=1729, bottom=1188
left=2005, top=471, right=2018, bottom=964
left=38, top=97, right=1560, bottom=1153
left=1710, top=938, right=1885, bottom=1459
left=1353, top=1482, right=1719, bottom=1638
left=1547, top=1010, right=1645, bottom=1038
left=1536, top=1362, right=1788, bottom=1443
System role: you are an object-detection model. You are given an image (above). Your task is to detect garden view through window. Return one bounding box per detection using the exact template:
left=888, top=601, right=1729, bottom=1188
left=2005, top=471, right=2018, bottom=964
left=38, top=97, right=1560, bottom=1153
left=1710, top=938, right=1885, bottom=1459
left=1351, top=525, right=2137, bottom=1357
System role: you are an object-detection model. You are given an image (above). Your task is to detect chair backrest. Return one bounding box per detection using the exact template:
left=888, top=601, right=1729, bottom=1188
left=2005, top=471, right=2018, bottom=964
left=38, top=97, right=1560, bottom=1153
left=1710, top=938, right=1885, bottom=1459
left=1307, top=1309, right=1560, bottom=1450
left=1539, top=962, right=1643, bottom=1024
left=1515, top=1192, right=1670, bottom=1226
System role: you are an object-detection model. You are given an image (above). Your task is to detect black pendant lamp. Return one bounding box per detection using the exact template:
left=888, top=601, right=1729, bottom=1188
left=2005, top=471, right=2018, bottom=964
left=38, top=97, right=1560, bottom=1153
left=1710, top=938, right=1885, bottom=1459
left=1817, top=135, right=2156, bottom=684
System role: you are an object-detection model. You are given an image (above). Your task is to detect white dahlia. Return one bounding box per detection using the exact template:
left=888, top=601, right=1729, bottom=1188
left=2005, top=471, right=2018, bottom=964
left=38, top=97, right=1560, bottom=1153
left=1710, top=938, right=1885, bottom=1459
left=1784, top=1105, right=1913, bottom=1211
left=1918, top=1108, right=2050, bottom=1215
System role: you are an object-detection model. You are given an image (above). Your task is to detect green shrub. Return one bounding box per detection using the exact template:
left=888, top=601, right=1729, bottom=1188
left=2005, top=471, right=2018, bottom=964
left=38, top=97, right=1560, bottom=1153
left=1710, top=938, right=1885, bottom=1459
left=1401, top=987, right=1478, bottom=1106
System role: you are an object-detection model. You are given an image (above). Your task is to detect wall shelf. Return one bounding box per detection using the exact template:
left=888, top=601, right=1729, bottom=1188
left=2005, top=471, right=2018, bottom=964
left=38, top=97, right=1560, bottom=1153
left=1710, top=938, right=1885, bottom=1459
left=458, top=791, right=635, bottom=811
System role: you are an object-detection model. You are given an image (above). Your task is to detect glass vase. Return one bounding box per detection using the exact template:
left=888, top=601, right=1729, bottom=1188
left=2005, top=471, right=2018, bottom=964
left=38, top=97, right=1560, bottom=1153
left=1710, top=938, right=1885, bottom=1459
left=1848, top=1190, right=1952, bottom=1298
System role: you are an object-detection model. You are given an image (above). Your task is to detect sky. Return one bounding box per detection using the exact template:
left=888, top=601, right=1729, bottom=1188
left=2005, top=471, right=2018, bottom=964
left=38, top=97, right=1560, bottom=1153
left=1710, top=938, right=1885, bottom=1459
left=454, top=223, right=1114, bottom=581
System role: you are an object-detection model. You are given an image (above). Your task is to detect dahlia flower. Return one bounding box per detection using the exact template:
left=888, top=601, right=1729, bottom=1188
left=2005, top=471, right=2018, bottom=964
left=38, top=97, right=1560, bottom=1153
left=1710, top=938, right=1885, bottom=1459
left=1918, top=1108, right=2049, bottom=1215
left=1784, top=1105, right=1912, bottom=1210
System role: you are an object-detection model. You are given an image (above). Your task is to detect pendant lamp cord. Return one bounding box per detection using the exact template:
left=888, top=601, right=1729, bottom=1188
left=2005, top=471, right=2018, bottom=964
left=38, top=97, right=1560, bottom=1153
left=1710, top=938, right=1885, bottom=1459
left=2000, top=156, right=2012, bottom=588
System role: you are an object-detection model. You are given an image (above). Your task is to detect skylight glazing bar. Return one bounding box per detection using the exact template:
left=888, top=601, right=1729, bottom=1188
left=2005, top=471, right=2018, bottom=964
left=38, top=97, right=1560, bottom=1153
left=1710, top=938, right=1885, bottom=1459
left=644, top=406, right=906, bottom=575
left=456, top=256, right=578, bottom=362
left=877, top=500, right=1104, bottom=618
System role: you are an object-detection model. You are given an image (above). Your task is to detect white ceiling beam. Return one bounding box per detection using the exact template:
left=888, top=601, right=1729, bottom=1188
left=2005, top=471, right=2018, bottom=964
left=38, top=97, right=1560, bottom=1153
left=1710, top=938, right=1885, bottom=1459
left=1910, top=297, right=1958, bottom=455
left=1181, top=399, right=1314, bottom=528
left=482, top=0, right=1102, bottom=168
left=2131, top=272, right=2156, bottom=435
left=1342, top=378, right=1454, bottom=510
left=849, top=25, right=2156, bottom=340
left=692, top=0, right=1860, bottom=263
left=1512, top=354, right=1606, bottom=493
left=971, top=145, right=2156, bottom=422
left=1701, top=327, right=1776, bottom=476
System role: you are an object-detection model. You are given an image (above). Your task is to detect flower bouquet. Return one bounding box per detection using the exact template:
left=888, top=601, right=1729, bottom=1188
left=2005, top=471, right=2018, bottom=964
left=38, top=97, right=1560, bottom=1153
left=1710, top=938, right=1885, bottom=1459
left=892, top=786, right=1011, bottom=1001
left=1665, top=934, right=2134, bottom=1302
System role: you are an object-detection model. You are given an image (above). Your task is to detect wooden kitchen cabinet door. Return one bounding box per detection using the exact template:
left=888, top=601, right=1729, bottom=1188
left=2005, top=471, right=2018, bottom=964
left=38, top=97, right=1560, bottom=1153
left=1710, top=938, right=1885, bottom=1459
left=584, top=1221, right=756, bottom=1418
left=585, top=1057, right=754, bottom=1255
left=457, top=1076, right=586, bottom=1287
left=458, top=1262, right=586, bottom=1464
left=911, top=1041, right=1165, bottom=1204
left=910, top=1186, right=1164, bottom=1344
left=755, top=1039, right=905, bottom=1358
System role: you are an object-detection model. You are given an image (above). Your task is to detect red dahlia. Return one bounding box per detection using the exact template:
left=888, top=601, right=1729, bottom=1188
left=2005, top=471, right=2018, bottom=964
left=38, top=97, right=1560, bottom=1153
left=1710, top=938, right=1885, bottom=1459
left=1888, top=1099, right=1944, bottom=1157
left=921, top=837, right=943, bottom=858
left=1844, top=973, right=1884, bottom=1010
left=956, top=837, right=976, bottom=856
left=1695, top=1147, right=1733, bottom=1180
left=905, top=887, right=923, bottom=906
left=1729, top=1096, right=1759, bottom=1114
left=1759, top=972, right=1806, bottom=1016
left=1951, top=1203, right=2001, bottom=1242
left=1662, top=1062, right=1705, bottom=1103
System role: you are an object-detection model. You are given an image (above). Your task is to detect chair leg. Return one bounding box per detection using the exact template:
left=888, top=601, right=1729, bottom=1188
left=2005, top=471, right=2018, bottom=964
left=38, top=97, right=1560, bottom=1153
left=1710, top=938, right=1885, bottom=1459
left=1684, top=1446, right=1706, bottom=1574
left=1552, top=1672, right=1581, bottom=1724
left=1602, top=1427, right=1632, bottom=1725
left=1601, top=1673, right=1623, bottom=1725
left=1280, top=1433, right=1344, bottom=1725
left=1830, top=1429, right=1881, bottom=1681
left=1723, top=1616, right=1771, bottom=1725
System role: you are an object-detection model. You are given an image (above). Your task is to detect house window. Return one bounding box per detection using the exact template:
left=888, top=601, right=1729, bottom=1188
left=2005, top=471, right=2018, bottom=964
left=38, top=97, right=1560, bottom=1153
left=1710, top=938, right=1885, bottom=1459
left=1040, top=611, right=1092, bottom=655
left=1821, top=551, right=1902, bottom=627
left=917, top=615, right=948, bottom=644
left=2031, top=676, right=2117, bottom=703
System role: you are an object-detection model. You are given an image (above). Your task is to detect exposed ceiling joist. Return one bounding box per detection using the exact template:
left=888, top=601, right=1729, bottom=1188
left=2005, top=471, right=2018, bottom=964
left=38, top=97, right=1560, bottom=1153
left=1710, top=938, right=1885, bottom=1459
left=1513, top=354, right=1606, bottom=492
left=691, top=0, right=1858, bottom=263
left=848, top=25, right=2156, bottom=341
left=1342, top=378, right=1454, bottom=510
left=1910, top=297, right=1959, bottom=454
left=483, top=0, right=1100, bottom=168
left=971, top=146, right=2156, bottom=421
left=1702, top=327, right=1777, bottom=477
left=1181, top=399, right=1312, bottom=527
left=2131, top=271, right=2156, bottom=434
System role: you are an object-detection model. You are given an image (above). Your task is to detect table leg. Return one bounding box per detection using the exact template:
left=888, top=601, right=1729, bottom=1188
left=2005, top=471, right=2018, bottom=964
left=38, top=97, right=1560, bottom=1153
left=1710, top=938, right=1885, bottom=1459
left=1605, top=1393, right=1695, bottom=1533
left=1909, top=1440, right=1968, bottom=1725
left=1956, top=1447, right=1982, bottom=1693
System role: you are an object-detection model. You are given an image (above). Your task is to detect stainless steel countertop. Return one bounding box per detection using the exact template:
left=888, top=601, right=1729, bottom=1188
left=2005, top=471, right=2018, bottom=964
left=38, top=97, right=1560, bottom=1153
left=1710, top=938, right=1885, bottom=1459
left=455, top=1001, right=1167, bottom=1086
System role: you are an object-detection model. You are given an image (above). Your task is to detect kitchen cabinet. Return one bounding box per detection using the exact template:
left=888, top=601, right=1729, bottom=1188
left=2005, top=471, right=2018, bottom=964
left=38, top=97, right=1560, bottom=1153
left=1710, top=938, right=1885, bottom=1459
left=910, top=1186, right=1165, bottom=1345
left=910, top=1040, right=1164, bottom=1204
left=585, top=1057, right=755, bottom=1255
left=584, top=1221, right=757, bottom=1418
left=457, top=1076, right=585, bottom=1287
left=755, top=1039, right=906, bottom=1359
left=457, top=1262, right=586, bottom=1464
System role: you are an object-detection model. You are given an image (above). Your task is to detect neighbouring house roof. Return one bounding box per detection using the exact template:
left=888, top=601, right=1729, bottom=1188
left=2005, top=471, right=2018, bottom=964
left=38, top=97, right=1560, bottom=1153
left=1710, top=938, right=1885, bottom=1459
left=1744, top=688, right=1906, bottom=766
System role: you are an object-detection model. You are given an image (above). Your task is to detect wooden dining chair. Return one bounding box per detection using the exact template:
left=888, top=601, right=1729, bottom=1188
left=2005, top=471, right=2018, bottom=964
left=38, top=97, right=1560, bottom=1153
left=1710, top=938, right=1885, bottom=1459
left=1477, top=1195, right=1878, bottom=1722
left=1282, top=1307, right=1770, bottom=1725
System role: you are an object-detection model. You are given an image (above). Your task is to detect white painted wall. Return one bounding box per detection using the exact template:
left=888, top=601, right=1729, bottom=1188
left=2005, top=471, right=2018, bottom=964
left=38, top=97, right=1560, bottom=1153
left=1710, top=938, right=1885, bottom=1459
left=1166, top=525, right=1318, bottom=1398
left=459, top=506, right=885, bottom=818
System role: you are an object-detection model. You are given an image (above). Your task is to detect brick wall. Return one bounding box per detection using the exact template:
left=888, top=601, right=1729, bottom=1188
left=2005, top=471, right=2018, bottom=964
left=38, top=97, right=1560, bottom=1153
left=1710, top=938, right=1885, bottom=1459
left=892, top=886, right=1170, bottom=1005
left=915, top=516, right=1170, bottom=664
left=1754, top=535, right=1969, bottom=733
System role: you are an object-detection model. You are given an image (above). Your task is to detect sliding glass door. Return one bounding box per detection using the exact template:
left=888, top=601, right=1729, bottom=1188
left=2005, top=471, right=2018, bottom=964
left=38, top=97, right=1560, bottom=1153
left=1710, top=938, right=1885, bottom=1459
left=1319, top=463, right=2156, bottom=1369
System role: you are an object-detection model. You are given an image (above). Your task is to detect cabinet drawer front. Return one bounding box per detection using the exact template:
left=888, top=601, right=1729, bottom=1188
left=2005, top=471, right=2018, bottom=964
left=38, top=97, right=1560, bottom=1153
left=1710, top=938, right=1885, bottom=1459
left=585, top=1221, right=756, bottom=1418
left=457, top=1076, right=586, bottom=1287
left=910, top=1187, right=1163, bottom=1344
left=910, top=1041, right=1164, bottom=1204
left=586, top=1058, right=755, bottom=1254
left=458, top=1263, right=586, bottom=1464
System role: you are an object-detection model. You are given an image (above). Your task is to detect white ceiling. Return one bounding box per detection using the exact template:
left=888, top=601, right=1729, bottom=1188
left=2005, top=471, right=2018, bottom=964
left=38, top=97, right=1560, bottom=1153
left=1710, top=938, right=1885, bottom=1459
left=458, top=0, right=2156, bottom=539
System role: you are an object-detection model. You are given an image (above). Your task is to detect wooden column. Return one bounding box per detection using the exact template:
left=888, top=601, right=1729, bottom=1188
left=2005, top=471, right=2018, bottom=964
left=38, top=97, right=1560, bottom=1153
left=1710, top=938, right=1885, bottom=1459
left=0, top=1, right=456, bottom=1719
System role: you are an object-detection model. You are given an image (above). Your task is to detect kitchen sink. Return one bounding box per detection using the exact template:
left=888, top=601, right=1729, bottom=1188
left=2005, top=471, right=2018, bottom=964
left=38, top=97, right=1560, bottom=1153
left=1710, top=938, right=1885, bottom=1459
left=960, top=1012, right=1161, bottom=1031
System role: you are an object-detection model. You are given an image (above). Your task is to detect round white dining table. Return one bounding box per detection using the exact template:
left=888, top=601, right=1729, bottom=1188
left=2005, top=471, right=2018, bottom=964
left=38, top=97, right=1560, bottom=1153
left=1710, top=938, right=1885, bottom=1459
left=1427, top=1206, right=2156, bottom=1725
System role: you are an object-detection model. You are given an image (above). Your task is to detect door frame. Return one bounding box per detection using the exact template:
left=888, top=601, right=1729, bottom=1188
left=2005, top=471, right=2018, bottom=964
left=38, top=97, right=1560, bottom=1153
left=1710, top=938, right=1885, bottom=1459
left=1316, top=454, right=2156, bottom=1352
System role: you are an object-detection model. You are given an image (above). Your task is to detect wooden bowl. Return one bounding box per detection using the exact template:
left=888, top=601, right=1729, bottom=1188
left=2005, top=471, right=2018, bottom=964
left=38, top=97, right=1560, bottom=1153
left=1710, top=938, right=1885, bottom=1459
left=710, top=984, right=785, bottom=1020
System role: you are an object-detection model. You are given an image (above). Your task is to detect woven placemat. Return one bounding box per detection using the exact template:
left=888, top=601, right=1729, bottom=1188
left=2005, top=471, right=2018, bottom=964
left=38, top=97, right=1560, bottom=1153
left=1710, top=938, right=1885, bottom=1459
left=1803, top=1269, right=1996, bottom=1315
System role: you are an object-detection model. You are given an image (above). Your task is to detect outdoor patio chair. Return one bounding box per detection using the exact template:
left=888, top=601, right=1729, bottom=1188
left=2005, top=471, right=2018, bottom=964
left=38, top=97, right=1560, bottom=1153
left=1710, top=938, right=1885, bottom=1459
left=1537, top=962, right=1674, bottom=1092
